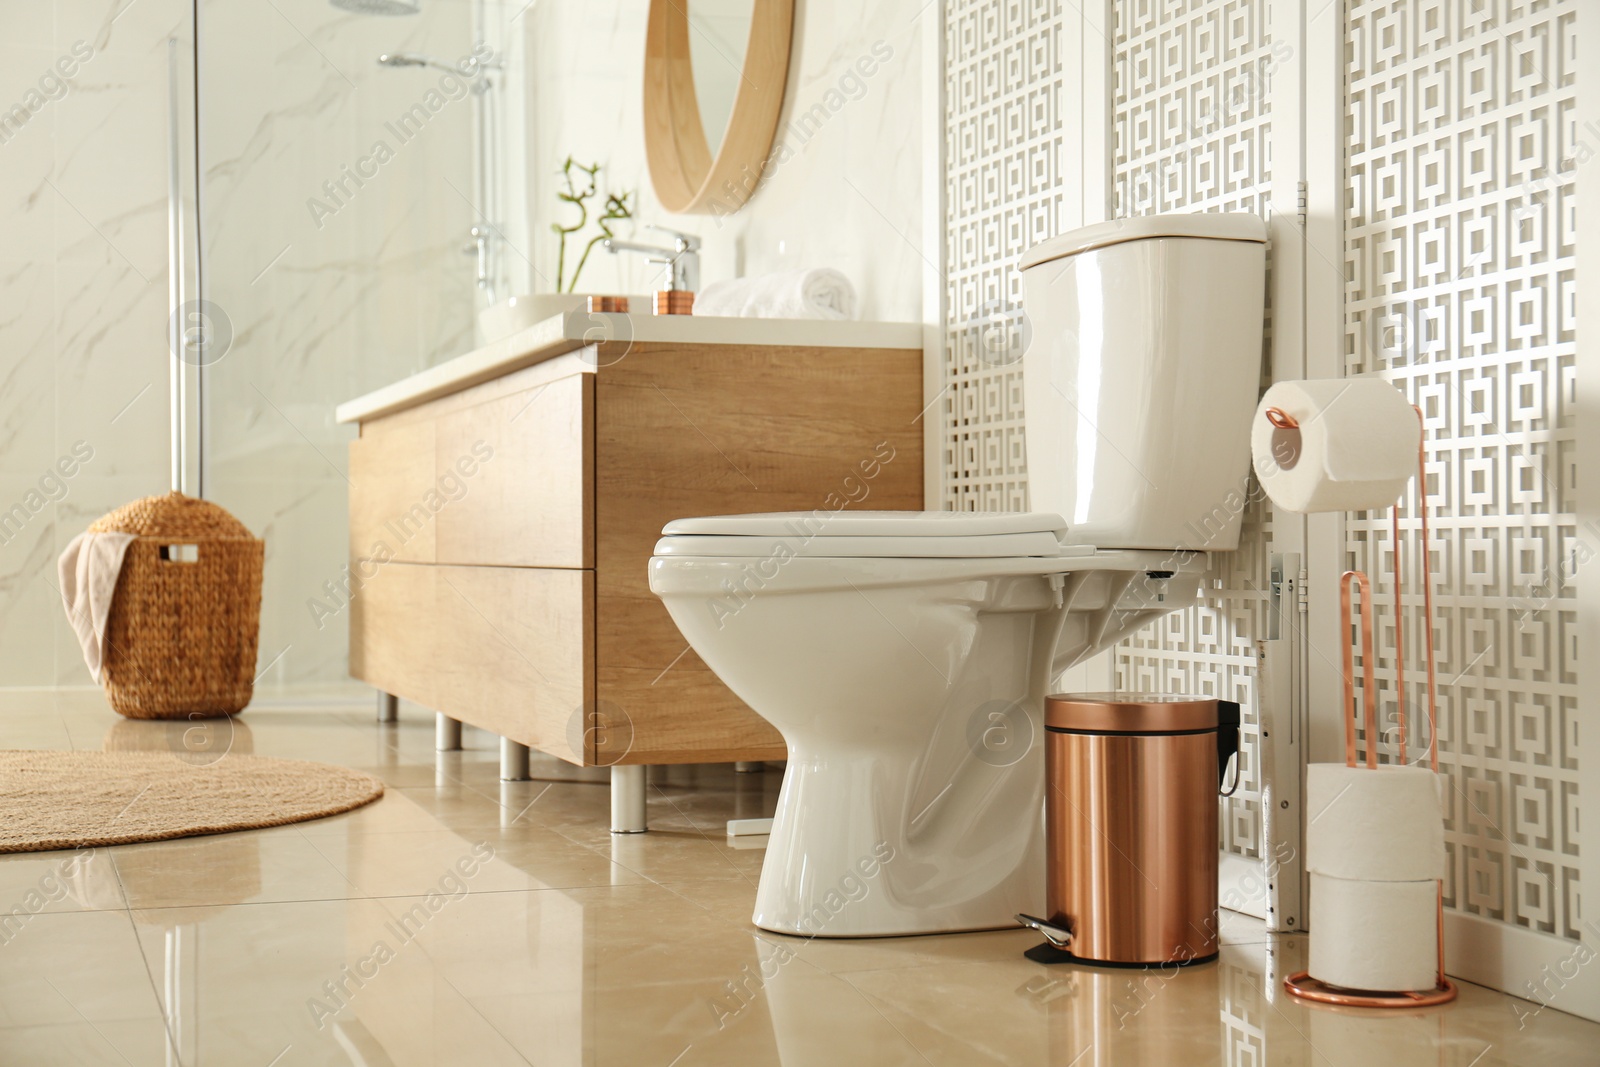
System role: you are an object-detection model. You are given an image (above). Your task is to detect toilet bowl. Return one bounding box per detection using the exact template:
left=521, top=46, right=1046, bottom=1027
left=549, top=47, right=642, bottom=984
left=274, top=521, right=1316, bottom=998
left=648, top=212, right=1270, bottom=936
left=651, top=512, right=1206, bottom=935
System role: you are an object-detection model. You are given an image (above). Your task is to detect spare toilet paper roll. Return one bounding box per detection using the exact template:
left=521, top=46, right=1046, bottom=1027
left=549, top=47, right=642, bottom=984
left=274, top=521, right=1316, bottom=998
left=1309, top=872, right=1438, bottom=991
left=1306, top=763, right=1445, bottom=882
left=1251, top=378, right=1420, bottom=513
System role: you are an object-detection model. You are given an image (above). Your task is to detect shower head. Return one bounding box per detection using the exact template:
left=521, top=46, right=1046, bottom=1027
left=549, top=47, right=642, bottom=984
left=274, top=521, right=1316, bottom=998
left=331, top=0, right=420, bottom=14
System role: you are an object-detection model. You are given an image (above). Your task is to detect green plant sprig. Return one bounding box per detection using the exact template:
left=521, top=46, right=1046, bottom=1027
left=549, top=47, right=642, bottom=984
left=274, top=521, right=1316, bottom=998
left=550, top=157, right=634, bottom=293
left=551, top=157, right=599, bottom=293
left=569, top=191, right=633, bottom=294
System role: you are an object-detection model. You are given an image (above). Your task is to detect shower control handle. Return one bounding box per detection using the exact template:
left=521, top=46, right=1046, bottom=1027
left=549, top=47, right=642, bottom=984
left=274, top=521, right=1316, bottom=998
left=463, top=226, right=492, bottom=295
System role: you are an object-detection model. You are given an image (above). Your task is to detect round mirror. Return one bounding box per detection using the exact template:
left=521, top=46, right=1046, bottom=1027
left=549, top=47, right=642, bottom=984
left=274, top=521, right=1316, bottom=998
left=687, top=1, right=752, bottom=157
left=644, top=0, right=794, bottom=215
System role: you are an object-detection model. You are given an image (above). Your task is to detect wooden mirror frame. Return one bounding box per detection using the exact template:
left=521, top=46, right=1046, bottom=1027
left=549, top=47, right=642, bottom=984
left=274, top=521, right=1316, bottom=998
left=643, top=0, right=795, bottom=215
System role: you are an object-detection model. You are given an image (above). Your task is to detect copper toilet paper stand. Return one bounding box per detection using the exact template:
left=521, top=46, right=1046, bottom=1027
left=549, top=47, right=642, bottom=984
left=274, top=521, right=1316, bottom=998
left=1281, top=405, right=1457, bottom=1009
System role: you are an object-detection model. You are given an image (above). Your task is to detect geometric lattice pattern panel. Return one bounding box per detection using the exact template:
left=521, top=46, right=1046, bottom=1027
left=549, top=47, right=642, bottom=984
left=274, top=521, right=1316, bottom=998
left=942, top=0, right=1069, bottom=511
left=1344, top=0, right=1580, bottom=938
left=1112, top=0, right=1277, bottom=862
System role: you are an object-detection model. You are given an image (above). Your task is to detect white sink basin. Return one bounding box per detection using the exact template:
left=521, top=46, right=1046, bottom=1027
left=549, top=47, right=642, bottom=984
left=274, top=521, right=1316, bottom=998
left=479, top=293, right=651, bottom=344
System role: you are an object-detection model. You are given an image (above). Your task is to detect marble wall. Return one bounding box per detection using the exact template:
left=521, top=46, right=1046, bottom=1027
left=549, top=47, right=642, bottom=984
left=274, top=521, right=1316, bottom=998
left=522, top=0, right=928, bottom=322
left=0, top=0, right=188, bottom=688
left=0, top=0, right=928, bottom=695
left=0, top=0, right=482, bottom=694
left=201, top=0, right=481, bottom=694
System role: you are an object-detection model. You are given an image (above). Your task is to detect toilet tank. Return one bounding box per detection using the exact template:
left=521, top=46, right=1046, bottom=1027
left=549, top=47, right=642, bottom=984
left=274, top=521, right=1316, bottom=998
left=1020, top=213, right=1269, bottom=551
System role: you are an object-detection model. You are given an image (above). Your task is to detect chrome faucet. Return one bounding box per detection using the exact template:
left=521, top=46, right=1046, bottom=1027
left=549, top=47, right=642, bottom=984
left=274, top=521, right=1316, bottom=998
left=603, top=225, right=700, bottom=292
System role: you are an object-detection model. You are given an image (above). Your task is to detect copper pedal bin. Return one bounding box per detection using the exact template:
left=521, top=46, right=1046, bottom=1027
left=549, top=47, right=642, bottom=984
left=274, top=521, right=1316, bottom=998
left=1021, top=694, right=1240, bottom=968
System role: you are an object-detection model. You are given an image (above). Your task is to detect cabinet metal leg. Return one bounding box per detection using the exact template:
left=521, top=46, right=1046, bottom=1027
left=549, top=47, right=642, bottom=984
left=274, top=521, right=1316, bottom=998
left=610, top=765, right=647, bottom=834
left=376, top=691, right=399, bottom=724
left=500, top=737, right=531, bottom=781
left=436, top=713, right=462, bottom=751
left=734, top=761, right=763, bottom=773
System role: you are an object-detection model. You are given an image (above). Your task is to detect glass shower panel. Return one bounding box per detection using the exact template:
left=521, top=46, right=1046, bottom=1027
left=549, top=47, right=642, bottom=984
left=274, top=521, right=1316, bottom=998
left=201, top=0, right=479, bottom=693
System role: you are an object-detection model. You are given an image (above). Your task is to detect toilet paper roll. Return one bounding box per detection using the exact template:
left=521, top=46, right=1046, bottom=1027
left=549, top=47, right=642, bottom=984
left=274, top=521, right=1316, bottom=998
left=1306, top=763, right=1444, bottom=882
left=1309, top=872, right=1438, bottom=992
left=1251, top=378, right=1420, bottom=513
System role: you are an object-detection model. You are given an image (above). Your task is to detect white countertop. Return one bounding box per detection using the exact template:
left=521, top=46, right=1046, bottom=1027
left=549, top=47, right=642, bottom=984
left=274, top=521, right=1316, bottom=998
left=335, top=312, right=925, bottom=424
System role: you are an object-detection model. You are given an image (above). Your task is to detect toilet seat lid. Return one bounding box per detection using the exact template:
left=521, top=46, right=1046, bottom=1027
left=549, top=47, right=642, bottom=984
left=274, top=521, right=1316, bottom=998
left=662, top=511, right=1068, bottom=538
left=656, top=511, right=1078, bottom=559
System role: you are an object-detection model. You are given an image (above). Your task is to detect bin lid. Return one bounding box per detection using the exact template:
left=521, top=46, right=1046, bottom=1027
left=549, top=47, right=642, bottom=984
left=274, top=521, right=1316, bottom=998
left=1045, top=693, right=1226, bottom=733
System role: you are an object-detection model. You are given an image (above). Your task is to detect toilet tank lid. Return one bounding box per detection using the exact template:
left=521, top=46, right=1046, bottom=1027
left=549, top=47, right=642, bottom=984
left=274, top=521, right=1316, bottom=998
left=1019, top=213, right=1269, bottom=271
left=661, top=511, right=1069, bottom=538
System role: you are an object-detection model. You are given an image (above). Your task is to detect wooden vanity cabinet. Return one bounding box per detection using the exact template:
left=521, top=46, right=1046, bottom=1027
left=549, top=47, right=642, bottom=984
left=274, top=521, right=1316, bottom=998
left=347, top=338, right=925, bottom=767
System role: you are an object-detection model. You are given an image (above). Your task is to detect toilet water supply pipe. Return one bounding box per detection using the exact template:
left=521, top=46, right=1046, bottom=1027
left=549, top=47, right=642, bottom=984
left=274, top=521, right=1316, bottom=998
left=1268, top=404, right=1454, bottom=1007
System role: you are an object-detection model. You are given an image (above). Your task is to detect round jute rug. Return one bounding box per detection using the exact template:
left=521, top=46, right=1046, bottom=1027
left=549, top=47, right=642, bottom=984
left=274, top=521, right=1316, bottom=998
left=0, top=750, right=384, bottom=853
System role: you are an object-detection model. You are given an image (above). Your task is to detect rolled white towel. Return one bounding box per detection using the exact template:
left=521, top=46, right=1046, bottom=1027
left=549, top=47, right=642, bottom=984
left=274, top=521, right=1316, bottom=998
left=695, top=268, right=857, bottom=320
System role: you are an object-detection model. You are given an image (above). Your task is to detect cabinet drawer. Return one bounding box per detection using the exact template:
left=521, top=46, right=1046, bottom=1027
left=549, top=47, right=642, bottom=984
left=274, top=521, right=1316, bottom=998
left=434, top=374, right=592, bottom=568
left=349, top=420, right=436, bottom=565
left=350, top=562, right=593, bottom=763
left=348, top=373, right=592, bottom=569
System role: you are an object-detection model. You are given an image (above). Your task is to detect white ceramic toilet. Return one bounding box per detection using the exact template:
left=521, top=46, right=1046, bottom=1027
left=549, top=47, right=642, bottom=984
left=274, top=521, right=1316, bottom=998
left=648, top=213, right=1270, bottom=937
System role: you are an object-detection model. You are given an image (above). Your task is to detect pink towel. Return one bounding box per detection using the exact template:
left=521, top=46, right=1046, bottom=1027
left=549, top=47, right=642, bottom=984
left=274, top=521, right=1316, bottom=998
left=58, top=532, right=136, bottom=682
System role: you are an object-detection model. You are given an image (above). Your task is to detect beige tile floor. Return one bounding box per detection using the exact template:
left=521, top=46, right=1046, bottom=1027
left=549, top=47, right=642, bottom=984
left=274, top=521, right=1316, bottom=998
left=0, top=689, right=1594, bottom=1065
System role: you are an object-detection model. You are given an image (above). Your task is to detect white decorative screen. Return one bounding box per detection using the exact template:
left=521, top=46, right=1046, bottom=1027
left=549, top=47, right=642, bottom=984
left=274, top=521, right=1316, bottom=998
left=1109, top=0, right=1277, bottom=862
left=941, top=0, right=1067, bottom=512
left=942, top=0, right=1277, bottom=864
left=1344, top=0, right=1580, bottom=939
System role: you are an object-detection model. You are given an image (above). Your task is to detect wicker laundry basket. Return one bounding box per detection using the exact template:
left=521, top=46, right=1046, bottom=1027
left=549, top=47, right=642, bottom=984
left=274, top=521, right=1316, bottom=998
left=90, top=492, right=264, bottom=719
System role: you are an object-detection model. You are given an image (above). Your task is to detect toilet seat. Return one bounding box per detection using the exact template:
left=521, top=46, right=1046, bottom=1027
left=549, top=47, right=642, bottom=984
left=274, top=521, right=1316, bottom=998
left=654, top=510, right=1090, bottom=559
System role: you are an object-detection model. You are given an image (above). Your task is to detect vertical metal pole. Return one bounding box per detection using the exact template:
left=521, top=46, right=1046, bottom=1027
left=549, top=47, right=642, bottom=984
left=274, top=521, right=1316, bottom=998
left=165, top=39, right=185, bottom=495
left=1259, top=552, right=1308, bottom=933
left=470, top=0, right=495, bottom=304
left=164, top=927, right=178, bottom=1067
left=191, top=0, right=207, bottom=498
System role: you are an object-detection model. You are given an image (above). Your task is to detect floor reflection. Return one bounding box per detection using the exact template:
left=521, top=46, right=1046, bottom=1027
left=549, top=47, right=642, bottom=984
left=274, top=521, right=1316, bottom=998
left=0, top=695, right=1592, bottom=1066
